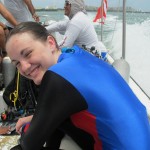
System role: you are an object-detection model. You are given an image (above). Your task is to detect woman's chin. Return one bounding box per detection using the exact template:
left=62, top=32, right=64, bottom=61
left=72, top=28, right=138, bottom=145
left=33, top=78, right=41, bottom=85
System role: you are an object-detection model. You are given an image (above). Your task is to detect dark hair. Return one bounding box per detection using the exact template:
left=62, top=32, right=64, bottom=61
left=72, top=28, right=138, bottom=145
left=6, top=22, right=59, bottom=48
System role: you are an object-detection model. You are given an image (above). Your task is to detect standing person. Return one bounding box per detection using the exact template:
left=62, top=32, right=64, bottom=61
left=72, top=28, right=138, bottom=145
left=3, top=0, right=39, bottom=31
left=0, top=2, right=18, bottom=71
left=46, top=0, right=106, bottom=54
left=1, top=0, right=39, bottom=86
left=0, top=1, right=18, bottom=51
left=6, top=22, right=150, bottom=150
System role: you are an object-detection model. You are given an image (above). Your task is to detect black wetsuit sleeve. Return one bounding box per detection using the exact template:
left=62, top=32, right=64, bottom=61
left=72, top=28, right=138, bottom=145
left=21, top=71, right=88, bottom=150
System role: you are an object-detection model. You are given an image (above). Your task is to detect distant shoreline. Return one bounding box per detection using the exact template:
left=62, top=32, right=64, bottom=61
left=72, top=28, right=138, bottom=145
left=35, top=8, right=150, bottom=13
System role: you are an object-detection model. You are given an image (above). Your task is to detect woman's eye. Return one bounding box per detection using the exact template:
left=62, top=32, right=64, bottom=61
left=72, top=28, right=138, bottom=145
left=25, top=51, right=31, bottom=57
left=12, top=61, right=19, bottom=67
left=15, top=62, right=20, bottom=67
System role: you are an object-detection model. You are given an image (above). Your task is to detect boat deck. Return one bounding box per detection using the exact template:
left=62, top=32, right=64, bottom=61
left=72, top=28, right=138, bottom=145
left=0, top=134, right=81, bottom=150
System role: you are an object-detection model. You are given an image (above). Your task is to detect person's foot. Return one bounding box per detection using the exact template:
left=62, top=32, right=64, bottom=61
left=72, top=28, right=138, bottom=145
left=0, top=126, right=10, bottom=134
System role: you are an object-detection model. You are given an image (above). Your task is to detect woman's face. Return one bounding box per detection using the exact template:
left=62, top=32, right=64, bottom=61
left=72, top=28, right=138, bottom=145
left=6, top=33, right=59, bottom=85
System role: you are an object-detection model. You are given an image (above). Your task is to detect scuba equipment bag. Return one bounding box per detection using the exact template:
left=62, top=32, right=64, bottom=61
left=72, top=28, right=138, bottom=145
left=1, top=69, right=38, bottom=134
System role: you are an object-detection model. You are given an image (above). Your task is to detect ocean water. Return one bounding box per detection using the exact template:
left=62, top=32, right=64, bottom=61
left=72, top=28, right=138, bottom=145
left=103, top=12, right=150, bottom=98
left=1, top=10, right=150, bottom=98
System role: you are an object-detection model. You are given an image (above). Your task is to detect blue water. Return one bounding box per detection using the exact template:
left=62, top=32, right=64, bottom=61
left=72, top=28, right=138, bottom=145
left=1, top=10, right=150, bottom=97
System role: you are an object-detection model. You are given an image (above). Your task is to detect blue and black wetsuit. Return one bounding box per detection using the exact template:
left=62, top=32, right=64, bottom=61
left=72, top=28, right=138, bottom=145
left=20, top=45, right=150, bottom=150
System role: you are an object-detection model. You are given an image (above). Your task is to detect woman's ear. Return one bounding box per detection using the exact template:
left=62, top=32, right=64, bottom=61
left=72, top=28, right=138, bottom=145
left=47, top=35, right=58, bottom=54
left=47, top=35, right=56, bottom=48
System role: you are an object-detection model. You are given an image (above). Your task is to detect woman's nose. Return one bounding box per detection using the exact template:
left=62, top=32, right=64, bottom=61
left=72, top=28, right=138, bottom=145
left=19, top=60, right=31, bottom=75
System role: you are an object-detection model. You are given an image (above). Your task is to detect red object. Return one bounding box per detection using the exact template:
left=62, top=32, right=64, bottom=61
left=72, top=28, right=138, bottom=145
left=71, top=110, right=102, bottom=150
left=1, top=112, right=7, bottom=121
left=93, top=0, right=108, bottom=23
left=22, top=123, right=30, bottom=133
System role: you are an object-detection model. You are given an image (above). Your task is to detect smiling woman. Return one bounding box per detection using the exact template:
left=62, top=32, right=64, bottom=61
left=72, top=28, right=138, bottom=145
left=6, top=22, right=60, bottom=85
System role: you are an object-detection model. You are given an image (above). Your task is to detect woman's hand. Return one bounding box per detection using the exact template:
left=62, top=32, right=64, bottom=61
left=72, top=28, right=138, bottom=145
left=16, top=115, right=33, bottom=134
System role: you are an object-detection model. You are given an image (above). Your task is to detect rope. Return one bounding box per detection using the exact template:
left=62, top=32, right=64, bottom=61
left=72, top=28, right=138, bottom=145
left=9, top=71, right=20, bottom=109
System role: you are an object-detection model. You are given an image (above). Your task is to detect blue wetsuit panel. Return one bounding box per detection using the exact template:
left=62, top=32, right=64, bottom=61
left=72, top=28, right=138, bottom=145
left=49, top=45, right=150, bottom=150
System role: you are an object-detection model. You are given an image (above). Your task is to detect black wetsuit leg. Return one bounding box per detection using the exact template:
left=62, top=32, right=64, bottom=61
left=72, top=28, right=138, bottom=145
left=60, top=119, right=95, bottom=150
left=45, top=128, right=65, bottom=149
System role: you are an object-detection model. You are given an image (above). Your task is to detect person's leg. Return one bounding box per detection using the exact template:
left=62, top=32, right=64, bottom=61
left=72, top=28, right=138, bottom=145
left=0, top=52, right=2, bottom=62
left=19, top=123, right=64, bottom=149
left=0, top=26, right=5, bottom=51
left=60, top=119, right=95, bottom=150
left=46, top=119, right=95, bottom=149
left=0, top=26, right=7, bottom=73
left=0, top=53, right=2, bottom=73
left=45, top=129, right=65, bottom=149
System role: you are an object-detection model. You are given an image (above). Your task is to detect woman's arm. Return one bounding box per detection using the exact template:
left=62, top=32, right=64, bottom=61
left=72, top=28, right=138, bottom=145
left=20, top=71, right=87, bottom=150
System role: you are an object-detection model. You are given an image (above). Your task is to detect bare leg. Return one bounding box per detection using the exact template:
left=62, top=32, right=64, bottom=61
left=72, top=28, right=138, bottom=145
left=0, top=126, right=10, bottom=135
left=0, top=25, right=7, bottom=73
left=0, top=26, right=5, bottom=51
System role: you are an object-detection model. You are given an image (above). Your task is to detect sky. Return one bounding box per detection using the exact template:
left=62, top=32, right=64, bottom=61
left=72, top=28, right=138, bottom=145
left=32, top=0, right=150, bottom=12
